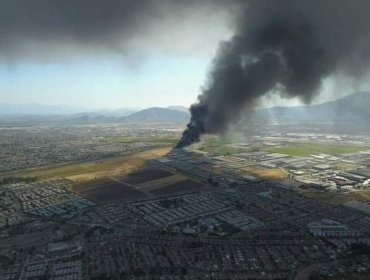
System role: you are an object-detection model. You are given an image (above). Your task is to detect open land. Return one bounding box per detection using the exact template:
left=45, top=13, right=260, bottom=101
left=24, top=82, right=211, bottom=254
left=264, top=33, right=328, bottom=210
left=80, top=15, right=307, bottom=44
left=150, top=179, right=205, bottom=195
left=2, top=147, right=171, bottom=182
left=241, top=166, right=287, bottom=180
left=303, top=190, right=370, bottom=204
left=73, top=168, right=205, bottom=202
left=266, top=142, right=367, bottom=157
left=72, top=178, right=147, bottom=202
left=117, top=168, right=173, bottom=185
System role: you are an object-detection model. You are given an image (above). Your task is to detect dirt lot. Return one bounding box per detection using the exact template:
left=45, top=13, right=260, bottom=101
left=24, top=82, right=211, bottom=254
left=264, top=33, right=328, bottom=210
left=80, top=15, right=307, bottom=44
left=72, top=177, right=147, bottom=203
left=150, top=179, right=205, bottom=196
left=241, top=166, right=287, bottom=180
left=116, top=168, right=173, bottom=185
left=334, top=162, right=357, bottom=170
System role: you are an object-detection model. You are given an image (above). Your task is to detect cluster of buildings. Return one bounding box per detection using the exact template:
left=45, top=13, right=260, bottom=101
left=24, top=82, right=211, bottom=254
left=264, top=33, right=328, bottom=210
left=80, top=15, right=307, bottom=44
left=0, top=176, right=369, bottom=279
left=4, top=180, right=95, bottom=219
left=1, top=130, right=370, bottom=278
left=216, top=210, right=264, bottom=232
left=129, top=193, right=232, bottom=228
left=18, top=241, right=83, bottom=280
left=0, top=188, right=26, bottom=232
left=128, top=192, right=265, bottom=236
left=83, top=232, right=339, bottom=279
left=150, top=133, right=370, bottom=205
left=307, top=219, right=350, bottom=237
left=0, top=123, right=180, bottom=172
left=0, top=239, right=84, bottom=280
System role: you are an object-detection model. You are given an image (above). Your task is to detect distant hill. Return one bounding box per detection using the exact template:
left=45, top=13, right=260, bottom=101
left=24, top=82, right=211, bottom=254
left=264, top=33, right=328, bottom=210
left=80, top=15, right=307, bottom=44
left=257, top=92, right=370, bottom=123
left=120, top=107, right=190, bottom=123
left=70, top=108, right=138, bottom=121
left=71, top=114, right=115, bottom=122
left=0, top=104, right=191, bottom=123
left=97, top=108, right=139, bottom=117
left=3, top=92, right=368, bottom=124
left=71, top=107, right=190, bottom=123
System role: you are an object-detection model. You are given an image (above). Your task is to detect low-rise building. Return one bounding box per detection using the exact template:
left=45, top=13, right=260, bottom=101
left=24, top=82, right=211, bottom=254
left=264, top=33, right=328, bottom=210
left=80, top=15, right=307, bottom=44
left=307, top=219, right=349, bottom=236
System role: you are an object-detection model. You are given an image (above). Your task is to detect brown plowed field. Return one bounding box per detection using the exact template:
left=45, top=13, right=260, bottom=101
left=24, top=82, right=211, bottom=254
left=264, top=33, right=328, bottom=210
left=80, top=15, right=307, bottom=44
left=72, top=177, right=147, bottom=202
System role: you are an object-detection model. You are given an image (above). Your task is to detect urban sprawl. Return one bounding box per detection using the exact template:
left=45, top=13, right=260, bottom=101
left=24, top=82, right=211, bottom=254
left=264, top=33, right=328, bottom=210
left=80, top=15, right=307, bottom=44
left=0, top=123, right=370, bottom=279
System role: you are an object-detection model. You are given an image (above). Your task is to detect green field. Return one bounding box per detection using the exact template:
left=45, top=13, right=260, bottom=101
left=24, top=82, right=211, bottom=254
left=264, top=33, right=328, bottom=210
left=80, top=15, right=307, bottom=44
left=266, top=143, right=368, bottom=157
left=202, top=135, right=231, bottom=146
left=197, top=135, right=247, bottom=156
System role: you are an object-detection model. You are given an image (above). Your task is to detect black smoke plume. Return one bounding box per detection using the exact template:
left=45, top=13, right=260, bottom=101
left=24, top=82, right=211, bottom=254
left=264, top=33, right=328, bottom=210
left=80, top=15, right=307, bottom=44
left=0, top=0, right=232, bottom=61
left=177, top=0, right=370, bottom=148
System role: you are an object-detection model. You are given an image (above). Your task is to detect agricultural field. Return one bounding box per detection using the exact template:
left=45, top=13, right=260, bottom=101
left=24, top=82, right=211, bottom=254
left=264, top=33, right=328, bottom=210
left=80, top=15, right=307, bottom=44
left=72, top=177, right=147, bottom=202
left=194, top=135, right=248, bottom=156
left=117, top=168, right=173, bottom=185
left=266, top=143, right=368, bottom=157
left=72, top=168, right=203, bottom=202
left=150, top=179, right=205, bottom=196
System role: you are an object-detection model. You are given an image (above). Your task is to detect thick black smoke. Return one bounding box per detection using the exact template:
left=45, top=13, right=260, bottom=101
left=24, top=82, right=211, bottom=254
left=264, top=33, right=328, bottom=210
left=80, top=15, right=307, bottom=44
left=0, top=0, right=233, bottom=61
left=177, top=0, right=370, bottom=148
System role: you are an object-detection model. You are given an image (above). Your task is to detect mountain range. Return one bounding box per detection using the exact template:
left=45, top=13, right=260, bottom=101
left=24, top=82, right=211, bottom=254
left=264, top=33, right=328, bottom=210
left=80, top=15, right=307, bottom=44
left=1, top=92, right=369, bottom=124
left=71, top=106, right=190, bottom=123
left=120, top=107, right=189, bottom=123
left=256, top=91, right=370, bottom=123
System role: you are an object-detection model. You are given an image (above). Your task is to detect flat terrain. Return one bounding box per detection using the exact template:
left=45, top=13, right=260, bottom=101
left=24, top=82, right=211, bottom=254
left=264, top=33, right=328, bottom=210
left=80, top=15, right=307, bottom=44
left=150, top=179, right=205, bottom=196
left=72, top=177, right=147, bottom=202
left=198, top=145, right=246, bottom=156
left=7, top=147, right=171, bottom=182
left=134, top=174, right=188, bottom=192
left=241, top=166, right=287, bottom=180
left=303, top=190, right=370, bottom=205
left=334, top=162, right=357, bottom=170
left=72, top=168, right=201, bottom=202
left=117, top=169, right=173, bottom=185
left=266, top=143, right=367, bottom=157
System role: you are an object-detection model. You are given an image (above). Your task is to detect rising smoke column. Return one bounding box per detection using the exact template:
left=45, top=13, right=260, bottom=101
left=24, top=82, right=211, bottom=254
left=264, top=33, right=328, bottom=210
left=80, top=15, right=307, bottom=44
left=177, top=0, right=370, bottom=148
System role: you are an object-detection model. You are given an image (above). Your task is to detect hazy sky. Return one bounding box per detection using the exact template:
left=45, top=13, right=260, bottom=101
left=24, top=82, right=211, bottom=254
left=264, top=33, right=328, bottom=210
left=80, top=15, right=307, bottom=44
left=0, top=0, right=369, bottom=110
left=0, top=0, right=233, bottom=110
left=0, top=54, right=211, bottom=109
